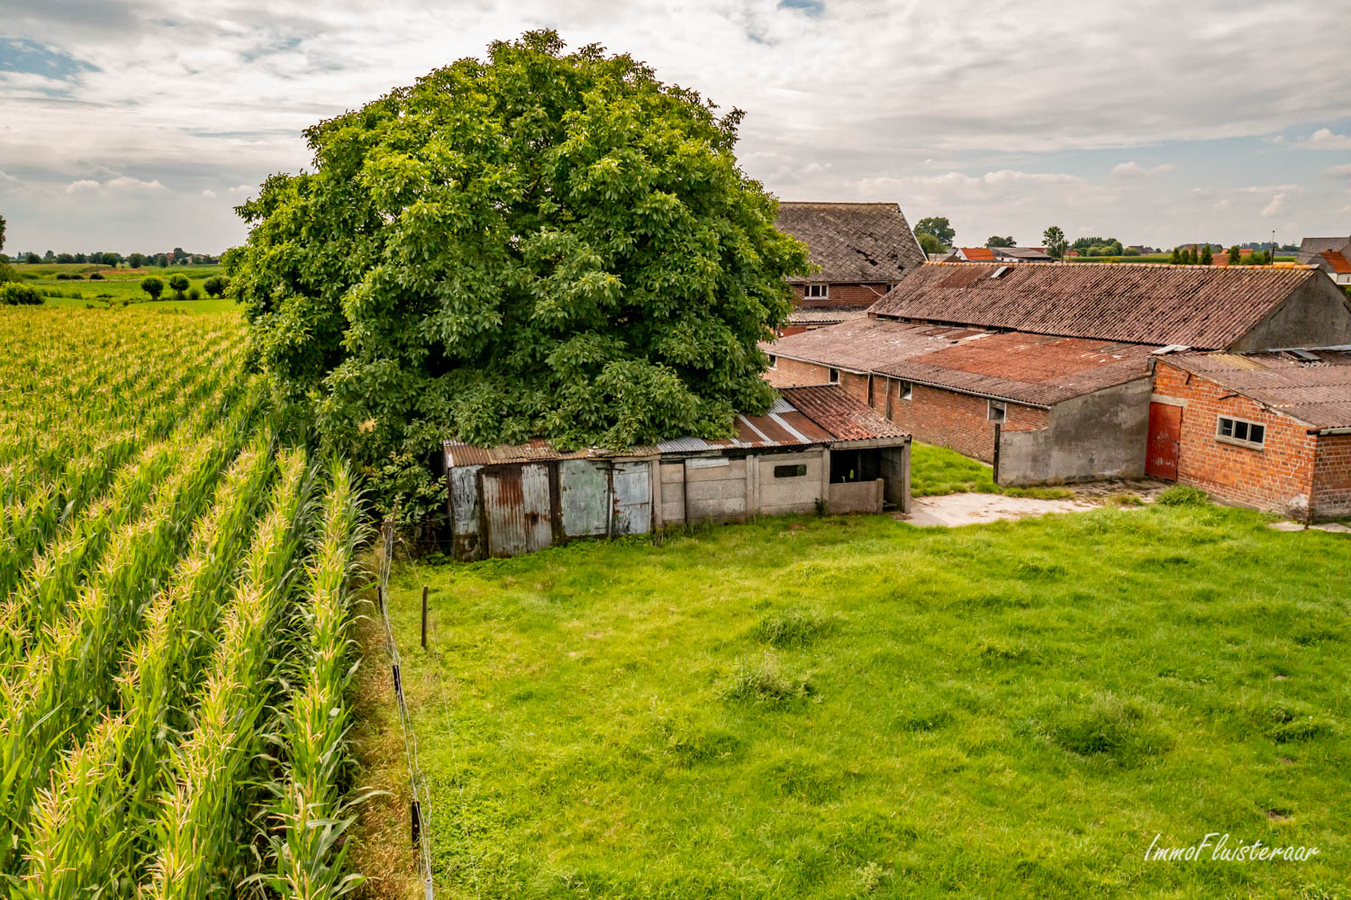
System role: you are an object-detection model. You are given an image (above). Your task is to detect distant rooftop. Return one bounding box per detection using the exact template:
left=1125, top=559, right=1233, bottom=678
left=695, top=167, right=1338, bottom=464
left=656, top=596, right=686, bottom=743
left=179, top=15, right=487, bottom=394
left=775, top=202, right=925, bottom=284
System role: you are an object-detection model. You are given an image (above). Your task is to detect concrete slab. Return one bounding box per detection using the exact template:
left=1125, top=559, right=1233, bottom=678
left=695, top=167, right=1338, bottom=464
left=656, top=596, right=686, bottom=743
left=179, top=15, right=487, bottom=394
left=1312, top=522, right=1351, bottom=534
left=902, top=493, right=1091, bottom=527
left=1268, top=521, right=1306, bottom=532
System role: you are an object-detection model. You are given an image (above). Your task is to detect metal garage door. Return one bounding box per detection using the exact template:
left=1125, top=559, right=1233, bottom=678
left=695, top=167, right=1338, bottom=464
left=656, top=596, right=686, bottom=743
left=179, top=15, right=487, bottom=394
left=611, top=461, right=652, bottom=535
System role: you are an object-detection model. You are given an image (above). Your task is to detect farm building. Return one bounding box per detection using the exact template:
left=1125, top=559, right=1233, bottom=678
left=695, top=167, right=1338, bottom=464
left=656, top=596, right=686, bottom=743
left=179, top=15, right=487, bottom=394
left=1149, top=349, right=1351, bottom=518
left=1297, top=236, right=1351, bottom=286
left=444, top=385, right=911, bottom=560
left=766, top=262, right=1351, bottom=485
left=774, top=202, right=925, bottom=335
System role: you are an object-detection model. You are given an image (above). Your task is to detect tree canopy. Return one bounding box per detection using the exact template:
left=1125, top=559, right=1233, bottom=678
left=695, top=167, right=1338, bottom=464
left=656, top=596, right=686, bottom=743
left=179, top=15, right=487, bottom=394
left=916, top=232, right=945, bottom=256
left=1042, top=225, right=1067, bottom=259
left=914, top=216, right=954, bottom=247
left=985, top=235, right=1015, bottom=248
left=228, top=31, right=809, bottom=518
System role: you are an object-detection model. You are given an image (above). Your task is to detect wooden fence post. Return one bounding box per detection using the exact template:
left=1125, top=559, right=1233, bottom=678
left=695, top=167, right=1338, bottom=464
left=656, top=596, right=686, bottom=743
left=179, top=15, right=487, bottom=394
left=421, top=585, right=428, bottom=650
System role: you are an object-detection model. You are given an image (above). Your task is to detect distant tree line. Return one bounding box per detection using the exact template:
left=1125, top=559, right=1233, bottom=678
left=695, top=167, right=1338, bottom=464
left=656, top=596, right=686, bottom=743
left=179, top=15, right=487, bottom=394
left=9, top=248, right=220, bottom=267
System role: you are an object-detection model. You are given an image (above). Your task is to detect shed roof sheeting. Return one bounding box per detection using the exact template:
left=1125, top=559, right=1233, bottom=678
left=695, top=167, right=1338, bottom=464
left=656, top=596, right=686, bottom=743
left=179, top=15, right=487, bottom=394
left=1320, top=250, right=1351, bottom=275
left=775, top=202, right=925, bottom=284
left=786, top=308, right=868, bottom=326
left=446, top=386, right=906, bottom=466
left=868, top=262, right=1322, bottom=349
left=877, top=332, right=1153, bottom=406
left=766, top=319, right=1152, bottom=406
left=1161, top=348, right=1351, bottom=430
left=765, top=317, right=988, bottom=372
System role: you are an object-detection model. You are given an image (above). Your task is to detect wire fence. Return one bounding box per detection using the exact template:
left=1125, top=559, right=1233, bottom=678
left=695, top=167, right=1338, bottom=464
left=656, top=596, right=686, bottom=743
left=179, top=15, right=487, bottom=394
left=376, top=517, right=436, bottom=899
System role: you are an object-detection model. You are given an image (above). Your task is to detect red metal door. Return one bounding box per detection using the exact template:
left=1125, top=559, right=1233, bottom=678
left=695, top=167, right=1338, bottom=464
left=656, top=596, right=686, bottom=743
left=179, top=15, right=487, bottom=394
left=1146, top=402, right=1181, bottom=481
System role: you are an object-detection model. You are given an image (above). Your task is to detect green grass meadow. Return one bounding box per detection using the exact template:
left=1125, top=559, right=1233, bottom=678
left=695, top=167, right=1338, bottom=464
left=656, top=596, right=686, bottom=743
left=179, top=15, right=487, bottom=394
left=10, top=263, right=237, bottom=312
left=380, top=502, right=1350, bottom=898
left=910, top=441, right=1071, bottom=499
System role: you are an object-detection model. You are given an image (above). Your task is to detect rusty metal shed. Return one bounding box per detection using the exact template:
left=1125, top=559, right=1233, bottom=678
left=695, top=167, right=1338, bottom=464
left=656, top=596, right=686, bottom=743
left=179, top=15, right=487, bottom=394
left=445, top=386, right=911, bottom=560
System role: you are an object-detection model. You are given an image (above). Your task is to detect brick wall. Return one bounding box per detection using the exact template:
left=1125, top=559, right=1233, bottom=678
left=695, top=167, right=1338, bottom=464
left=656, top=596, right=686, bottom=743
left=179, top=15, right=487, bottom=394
left=1152, top=362, right=1318, bottom=516
left=765, top=356, right=836, bottom=389
left=792, top=283, right=894, bottom=309
left=1312, top=433, right=1351, bottom=517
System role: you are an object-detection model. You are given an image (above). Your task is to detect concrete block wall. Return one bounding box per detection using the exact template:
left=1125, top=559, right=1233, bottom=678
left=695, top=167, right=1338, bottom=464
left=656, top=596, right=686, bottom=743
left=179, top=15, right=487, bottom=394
left=1153, top=362, right=1317, bottom=515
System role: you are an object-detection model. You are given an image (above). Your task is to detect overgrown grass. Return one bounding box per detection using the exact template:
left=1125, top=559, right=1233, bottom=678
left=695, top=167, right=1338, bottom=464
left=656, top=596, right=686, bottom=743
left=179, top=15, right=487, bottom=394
left=374, top=505, right=1351, bottom=898
left=911, top=441, right=1072, bottom=499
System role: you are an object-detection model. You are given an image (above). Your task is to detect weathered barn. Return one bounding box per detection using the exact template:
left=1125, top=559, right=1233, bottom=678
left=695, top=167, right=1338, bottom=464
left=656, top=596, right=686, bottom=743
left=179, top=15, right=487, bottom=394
left=1149, top=348, right=1351, bottom=518
left=766, top=262, right=1351, bottom=485
left=444, top=386, right=911, bottom=560
left=774, top=202, right=925, bottom=335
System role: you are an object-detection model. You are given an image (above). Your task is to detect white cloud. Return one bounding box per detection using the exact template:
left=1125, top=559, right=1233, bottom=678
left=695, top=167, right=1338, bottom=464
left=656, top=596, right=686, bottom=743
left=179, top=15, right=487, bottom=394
left=1326, top=164, right=1351, bottom=178
left=227, top=184, right=254, bottom=194
left=65, top=179, right=101, bottom=194
left=1302, top=128, right=1351, bottom=150
left=1110, top=161, right=1173, bottom=178
left=200, top=188, right=217, bottom=199
left=105, top=175, right=164, bottom=191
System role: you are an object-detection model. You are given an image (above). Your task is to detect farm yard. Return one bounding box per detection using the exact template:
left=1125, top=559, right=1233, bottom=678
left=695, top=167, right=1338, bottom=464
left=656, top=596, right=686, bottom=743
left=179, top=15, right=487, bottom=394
left=0, top=308, right=364, bottom=895
left=375, top=503, right=1350, bottom=899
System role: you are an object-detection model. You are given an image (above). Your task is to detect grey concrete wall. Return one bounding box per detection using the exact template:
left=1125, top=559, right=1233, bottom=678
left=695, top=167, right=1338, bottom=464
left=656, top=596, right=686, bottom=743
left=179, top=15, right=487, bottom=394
left=683, top=457, right=749, bottom=522
left=1233, top=277, right=1351, bottom=350
left=757, top=450, right=826, bottom=516
left=826, top=479, right=883, bottom=514
left=880, top=445, right=910, bottom=512
left=998, top=377, right=1151, bottom=485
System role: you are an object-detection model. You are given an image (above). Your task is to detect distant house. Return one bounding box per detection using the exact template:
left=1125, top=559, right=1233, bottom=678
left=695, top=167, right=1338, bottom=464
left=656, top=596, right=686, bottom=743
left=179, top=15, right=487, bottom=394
left=1152, top=349, right=1351, bottom=518
left=765, top=262, right=1351, bottom=487
left=1296, top=236, right=1351, bottom=285
left=443, top=386, right=911, bottom=559
left=955, top=246, right=1055, bottom=262
left=774, top=202, right=925, bottom=335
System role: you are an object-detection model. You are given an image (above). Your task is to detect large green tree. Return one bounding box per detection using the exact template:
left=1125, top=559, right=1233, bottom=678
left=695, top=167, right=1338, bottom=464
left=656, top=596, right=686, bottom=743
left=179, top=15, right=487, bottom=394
left=228, top=31, right=809, bottom=518
left=914, top=216, right=954, bottom=247
left=986, top=235, right=1016, bottom=248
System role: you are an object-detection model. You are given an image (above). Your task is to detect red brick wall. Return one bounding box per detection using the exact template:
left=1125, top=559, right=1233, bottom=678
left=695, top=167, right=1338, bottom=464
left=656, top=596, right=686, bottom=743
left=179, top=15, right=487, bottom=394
left=792, top=283, right=894, bottom=309
left=1152, top=363, right=1317, bottom=515
left=1312, top=433, right=1351, bottom=517
left=765, top=356, right=835, bottom=389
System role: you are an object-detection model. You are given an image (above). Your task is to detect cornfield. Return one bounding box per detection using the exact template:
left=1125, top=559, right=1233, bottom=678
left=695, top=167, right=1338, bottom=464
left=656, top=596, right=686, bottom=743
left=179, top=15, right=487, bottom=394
left=0, top=308, right=369, bottom=897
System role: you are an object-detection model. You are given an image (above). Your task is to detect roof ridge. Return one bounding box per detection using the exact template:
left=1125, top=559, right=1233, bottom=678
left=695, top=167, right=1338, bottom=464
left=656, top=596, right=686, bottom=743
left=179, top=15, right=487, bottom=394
left=777, top=201, right=900, bottom=207
left=920, top=260, right=1314, bottom=275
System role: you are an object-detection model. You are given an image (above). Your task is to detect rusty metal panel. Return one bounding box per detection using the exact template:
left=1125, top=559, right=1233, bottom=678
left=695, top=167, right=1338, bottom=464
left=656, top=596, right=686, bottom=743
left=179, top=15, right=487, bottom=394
left=481, top=463, right=553, bottom=557
left=449, top=465, right=482, bottom=560
left=611, top=461, right=652, bottom=535
left=559, top=459, right=608, bottom=537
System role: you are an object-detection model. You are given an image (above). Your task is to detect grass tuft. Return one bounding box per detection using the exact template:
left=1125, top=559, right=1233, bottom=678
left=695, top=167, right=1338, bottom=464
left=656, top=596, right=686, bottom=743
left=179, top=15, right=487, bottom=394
left=1156, top=484, right=1211, bottom=507
left=723, top=652, right=814, bottom=707
left=753, top=608, right=833, bottom=648
left=1048, top=693, right=1172, bottom=765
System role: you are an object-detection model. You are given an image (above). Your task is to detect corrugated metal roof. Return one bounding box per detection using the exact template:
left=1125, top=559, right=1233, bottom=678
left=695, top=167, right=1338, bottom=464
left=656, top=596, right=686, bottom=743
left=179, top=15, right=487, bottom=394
left=1162, top=348, right=1351, bottom=429
left=868, top=261, right=1322, bottom=350
left=787, top=308, right=868, bottom=326
left=960, top=247, right=997, bottom=261
left=445, top=439, right=657, bottom=466
left=446, top=386, right=908, bottom=468
left=776, top=202, right=925, bottom=283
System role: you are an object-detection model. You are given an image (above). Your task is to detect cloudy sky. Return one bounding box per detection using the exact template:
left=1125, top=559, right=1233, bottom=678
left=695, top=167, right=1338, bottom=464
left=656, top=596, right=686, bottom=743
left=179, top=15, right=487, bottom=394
left=3, top=0, right=1350, bottom=255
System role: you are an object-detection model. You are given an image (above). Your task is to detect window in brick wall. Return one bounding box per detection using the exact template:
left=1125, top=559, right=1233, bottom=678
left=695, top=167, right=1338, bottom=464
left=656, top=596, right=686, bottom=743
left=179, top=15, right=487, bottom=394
left=803, top=283, right=829, bottom=299
left=774, top=463, right=808, bottom=478
left=1216, top=415, right=1265, bottom=448
left=767, top=354, right=777, bottom=370
left=988, top=400, right=1006, bottom=422
left=898, top=380, right=913, bottom=400
left=828, top=368, right=840, bottom=384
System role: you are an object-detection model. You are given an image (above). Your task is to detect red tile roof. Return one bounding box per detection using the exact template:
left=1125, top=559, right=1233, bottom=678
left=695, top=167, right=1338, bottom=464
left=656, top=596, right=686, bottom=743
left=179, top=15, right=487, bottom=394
left=869, top=262, right=1322, bottom=350
left=960, top=247, right=997, bottom=261
left=1320, top=250, right=1351, bottom=275
left=1161, top=349, right=1351, bottom=430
